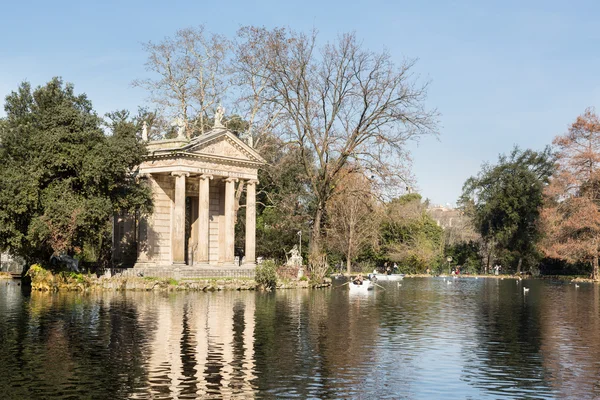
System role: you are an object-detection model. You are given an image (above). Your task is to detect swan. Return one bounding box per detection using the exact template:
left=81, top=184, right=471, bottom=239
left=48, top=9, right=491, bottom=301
left=575, top=284, right=580, bottom=288
left=523, top=287, right=530, bottom=293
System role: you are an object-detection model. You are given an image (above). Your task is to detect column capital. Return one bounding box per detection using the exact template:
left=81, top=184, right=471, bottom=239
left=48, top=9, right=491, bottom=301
left=224, top=177, right=239, bottom=183
left=171, top=171, right=190, bottom=178
left=199, top=174, right=213, bottom=181
left=246, top=179, right=259, bottom=186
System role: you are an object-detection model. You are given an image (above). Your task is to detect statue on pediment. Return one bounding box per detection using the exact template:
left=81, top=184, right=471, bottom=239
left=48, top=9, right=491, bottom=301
left=214, top=105, right=225, bottom=129
left=171, top=117, right=186, bottom=139
left=141, top=121, right=149, bottom=142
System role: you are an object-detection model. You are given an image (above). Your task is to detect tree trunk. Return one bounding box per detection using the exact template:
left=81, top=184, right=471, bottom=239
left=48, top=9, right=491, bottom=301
left=346, top=256, right=351, bottom=275
left=310, top=205, right=324, bottom=257
left=347, top=231, right=353, bottom=275
left=233, top=181, right=245, bottom=225
left=594, top=255, right=599, bottom=281
left=486, top=251, right=491, bottom=275
left=516, top=257, right=522, bottom=275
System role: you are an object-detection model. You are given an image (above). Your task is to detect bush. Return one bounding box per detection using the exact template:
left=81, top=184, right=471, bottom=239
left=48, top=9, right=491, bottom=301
left=256, top=260, right=278, bottom=290
left=26, top=264, right=54, bottom=289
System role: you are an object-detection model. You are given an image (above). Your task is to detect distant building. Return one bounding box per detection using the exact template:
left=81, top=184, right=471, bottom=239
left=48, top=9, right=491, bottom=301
left=427, top=205, right=479, bottom=244
left=427, top=204, right=462, bottom=229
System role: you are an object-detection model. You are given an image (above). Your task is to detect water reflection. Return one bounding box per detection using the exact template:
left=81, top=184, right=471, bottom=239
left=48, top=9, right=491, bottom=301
left=134, top=292, right=257, bottom=399
left=3, top=279, right=600, bottom=398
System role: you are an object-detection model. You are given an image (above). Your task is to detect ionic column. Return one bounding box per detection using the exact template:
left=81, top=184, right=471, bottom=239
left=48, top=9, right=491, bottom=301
left=244, top=179, right=258, bottom=267
left=224, top=177, right=238, bottom=264
left=198, top=174, right=212, bottom=264
left=171, top=171, right=188, bottom=265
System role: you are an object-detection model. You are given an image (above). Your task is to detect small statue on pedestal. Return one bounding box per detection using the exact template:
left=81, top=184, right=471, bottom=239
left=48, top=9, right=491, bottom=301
left=286, top=244, right=303, bottom=268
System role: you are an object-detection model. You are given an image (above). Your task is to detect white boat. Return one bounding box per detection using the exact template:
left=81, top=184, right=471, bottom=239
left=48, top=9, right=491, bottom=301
left=348, top=280, right=374, bottom=292
left=369, top=273, right=405, bottom=282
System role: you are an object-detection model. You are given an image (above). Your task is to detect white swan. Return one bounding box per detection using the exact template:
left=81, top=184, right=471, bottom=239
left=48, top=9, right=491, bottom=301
left=523, top=287, right=530, bottom=293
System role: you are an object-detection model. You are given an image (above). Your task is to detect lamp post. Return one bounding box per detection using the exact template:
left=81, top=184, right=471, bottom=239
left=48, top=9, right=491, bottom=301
left=447, top=256, right=453, bottom=275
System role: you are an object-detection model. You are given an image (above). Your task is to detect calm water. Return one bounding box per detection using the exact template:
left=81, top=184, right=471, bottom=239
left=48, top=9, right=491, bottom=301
left=1, top=277, right=600, bottom=399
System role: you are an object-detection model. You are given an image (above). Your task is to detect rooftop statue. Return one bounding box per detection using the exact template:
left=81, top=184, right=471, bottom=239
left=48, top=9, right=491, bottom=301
left=141, top=121, right=149, bottom=142
left=214, top=105, right=225, bottom=129
left=171, top=117, right=186, bottom=139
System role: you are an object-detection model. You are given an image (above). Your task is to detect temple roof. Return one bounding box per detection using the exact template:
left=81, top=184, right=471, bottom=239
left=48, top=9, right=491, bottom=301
left=145, top=128, right=266, bottom=167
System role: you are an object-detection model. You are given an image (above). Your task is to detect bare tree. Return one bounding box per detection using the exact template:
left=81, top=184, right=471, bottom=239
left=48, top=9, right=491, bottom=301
left=133, top=26, right=231, bottom=138
left=235, top=27, right=438, bottom=257
left=326, top=168, right=380, bottom=274
left=230, top=27, right=286, bottom=149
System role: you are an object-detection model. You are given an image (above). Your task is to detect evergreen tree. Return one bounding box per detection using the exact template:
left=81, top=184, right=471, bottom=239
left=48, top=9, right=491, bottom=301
left=460, top=147, right=554, bottom=273
left=0, top=78, right=152, bottom=266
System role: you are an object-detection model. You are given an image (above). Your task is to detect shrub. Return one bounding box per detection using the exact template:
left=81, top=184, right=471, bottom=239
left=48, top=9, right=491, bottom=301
left=167, top=278, right=178, bottom=286
left=256, top=260, right=277, bottom=290
left=26, top=264, right=54, bottom=290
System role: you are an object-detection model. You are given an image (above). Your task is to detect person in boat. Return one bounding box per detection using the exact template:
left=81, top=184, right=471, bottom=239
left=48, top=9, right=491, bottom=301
left=353, top=274, right=364, bottom=285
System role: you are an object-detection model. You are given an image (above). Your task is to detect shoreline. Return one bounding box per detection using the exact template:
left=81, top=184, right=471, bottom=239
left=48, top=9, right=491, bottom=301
left=334, top=272, right=599, bottom=283
left=24, top=265, right=331, bottom=292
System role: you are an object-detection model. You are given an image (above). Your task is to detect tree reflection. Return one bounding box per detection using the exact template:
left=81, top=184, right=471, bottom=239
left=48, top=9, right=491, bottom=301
left=0, top=289, right=152, bottom=398
left=463, top=279, right=553, bottom=397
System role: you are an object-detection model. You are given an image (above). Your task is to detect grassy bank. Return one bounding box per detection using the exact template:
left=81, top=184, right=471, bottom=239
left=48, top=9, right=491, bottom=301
left=25, top=264, right=328, bottom=292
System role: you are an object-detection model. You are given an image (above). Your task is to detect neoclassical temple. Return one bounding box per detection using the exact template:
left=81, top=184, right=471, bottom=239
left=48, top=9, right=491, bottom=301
left=113, top=115, right=265, bottom=276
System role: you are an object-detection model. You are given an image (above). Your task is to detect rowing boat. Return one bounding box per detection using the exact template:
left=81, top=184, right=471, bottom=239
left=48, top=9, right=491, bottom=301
left=349, top=280, right=374, bottom=293
left=369, top=273, right=405, bottom=282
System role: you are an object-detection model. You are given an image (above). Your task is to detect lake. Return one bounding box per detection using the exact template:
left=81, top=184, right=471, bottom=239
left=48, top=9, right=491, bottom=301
left=1, top=277, right=599, bottom=399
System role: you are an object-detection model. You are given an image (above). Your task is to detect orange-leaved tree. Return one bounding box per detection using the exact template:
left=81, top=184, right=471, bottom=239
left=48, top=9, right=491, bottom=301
left=540, top=108, right=600, bottom=280
left=326, top=168, right=380, bottom=274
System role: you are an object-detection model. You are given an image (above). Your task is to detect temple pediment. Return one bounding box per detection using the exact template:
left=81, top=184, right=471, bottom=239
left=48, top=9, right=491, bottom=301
left=146, top=128, right=266, bottom=166
left=185, top=130, right=265, bottom=164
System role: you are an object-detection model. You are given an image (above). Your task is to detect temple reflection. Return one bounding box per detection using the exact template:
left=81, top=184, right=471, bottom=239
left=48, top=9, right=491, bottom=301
left=135, top=292, right=257, bottom=399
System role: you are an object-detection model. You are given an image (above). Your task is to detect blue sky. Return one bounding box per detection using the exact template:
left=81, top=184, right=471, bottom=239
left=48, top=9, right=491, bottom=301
left=2, top=0, right=600, bottom=205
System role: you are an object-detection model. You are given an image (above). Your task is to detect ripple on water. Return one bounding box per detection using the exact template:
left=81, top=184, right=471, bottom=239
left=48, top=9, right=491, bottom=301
left=2, top=279, right=600, bottom=398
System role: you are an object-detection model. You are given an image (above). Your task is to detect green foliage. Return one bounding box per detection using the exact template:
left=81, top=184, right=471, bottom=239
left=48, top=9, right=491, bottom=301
left=378, top=194, right=444, bottom=273
left=239, top=138, right=312, bottom=263
left=445, top=241, right=482, bottom=274
left=167, top=278, right=178, bottom=286
left=460, top=146, right=555, bottom=272
left=26, top=263, right=91, bottom=290
left=255, top=260, right=278, bottom=290
left=0, top=78, right=152, bottom=266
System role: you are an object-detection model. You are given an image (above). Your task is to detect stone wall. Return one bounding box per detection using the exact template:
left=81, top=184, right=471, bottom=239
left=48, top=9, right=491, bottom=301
left=111, top=266, right=255, bottom=280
